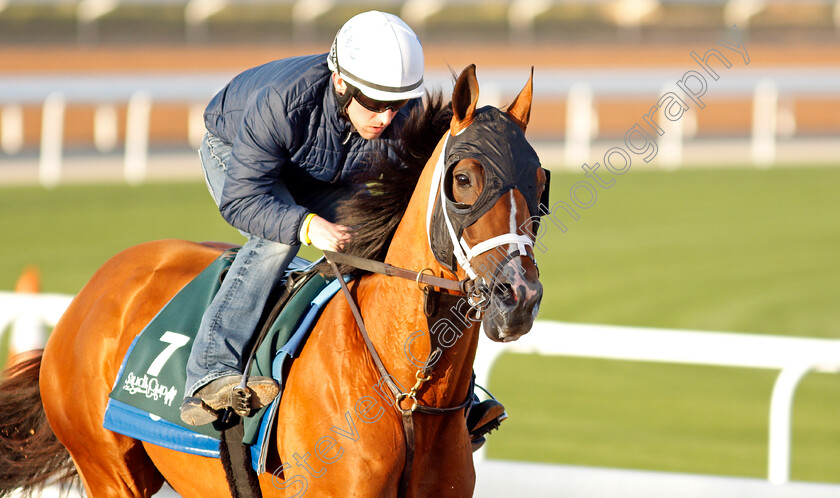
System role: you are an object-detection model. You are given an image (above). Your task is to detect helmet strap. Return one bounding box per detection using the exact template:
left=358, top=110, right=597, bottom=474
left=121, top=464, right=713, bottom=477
left=333, top=78, right=355, bottom=118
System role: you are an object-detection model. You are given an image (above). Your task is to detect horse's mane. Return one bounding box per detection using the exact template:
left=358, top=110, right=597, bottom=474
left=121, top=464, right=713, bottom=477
left=319, top=92, right=452, bottom=277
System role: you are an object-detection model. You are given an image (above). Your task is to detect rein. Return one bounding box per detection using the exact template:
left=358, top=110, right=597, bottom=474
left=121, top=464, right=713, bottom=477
left=324, top=255, right=474, bottom=498
left=322, top=250, right=472, bottom=294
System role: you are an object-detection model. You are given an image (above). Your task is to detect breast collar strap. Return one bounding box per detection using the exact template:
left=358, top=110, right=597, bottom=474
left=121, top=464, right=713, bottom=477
left=426, top=133, right=534, bottom=281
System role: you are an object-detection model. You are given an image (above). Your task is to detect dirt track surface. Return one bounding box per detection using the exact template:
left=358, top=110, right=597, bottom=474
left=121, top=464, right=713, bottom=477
left=2, top=41, right=840, bottom=73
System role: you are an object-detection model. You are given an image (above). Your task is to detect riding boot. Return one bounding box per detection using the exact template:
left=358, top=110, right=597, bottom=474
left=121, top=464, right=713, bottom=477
left=466, top=394, right=508, bottom=452
left=180, top=374, right=279, bottom=426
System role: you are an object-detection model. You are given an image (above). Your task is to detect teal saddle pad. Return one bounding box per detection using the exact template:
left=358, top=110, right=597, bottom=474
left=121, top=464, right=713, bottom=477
left=102, top=249, right=343, bottom=473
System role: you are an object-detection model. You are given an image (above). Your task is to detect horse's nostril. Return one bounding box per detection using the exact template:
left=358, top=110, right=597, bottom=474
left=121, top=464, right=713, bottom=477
left=492, top=282, right=517, bottom=307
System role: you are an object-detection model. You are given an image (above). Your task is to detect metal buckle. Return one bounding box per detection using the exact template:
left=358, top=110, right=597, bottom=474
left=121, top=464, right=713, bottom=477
left=396, top=392, right=417, bottom=413
left=467, top=281, right=490, bottom=320
left=416, top=267, right=433, bottom=291
left=396, top=370, right=432, bottom=413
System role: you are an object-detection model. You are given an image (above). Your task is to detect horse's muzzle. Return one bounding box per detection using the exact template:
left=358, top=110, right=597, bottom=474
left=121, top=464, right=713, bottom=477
left=482, top=258, right=542, bottom=342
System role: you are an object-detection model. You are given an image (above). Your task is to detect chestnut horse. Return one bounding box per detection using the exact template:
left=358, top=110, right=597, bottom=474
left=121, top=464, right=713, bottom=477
left=0, top=65, right=544, bottom=497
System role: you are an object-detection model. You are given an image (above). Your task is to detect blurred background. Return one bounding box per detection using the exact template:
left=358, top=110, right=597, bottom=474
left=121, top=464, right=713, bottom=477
left=1, top=1, right=839, bottom=496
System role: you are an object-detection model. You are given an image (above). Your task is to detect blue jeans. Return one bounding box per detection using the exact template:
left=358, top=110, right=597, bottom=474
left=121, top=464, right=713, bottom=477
left=185, top=132, right=352, bottom=397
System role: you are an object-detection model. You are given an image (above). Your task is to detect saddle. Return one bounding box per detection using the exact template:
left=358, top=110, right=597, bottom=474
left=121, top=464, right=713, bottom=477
left=103, top=248, right=343, bottom=474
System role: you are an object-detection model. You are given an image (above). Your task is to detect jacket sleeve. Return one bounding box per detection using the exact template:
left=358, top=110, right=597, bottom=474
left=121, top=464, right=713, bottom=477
left=218, top=85, right=310, bottom=245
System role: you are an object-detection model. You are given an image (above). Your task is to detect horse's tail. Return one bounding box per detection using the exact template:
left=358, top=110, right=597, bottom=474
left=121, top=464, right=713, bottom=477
left=0, top=351, right=79, bottom=496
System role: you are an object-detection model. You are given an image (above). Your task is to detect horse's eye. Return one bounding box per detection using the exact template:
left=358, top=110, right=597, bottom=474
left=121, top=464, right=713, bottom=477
left=455, top=174, right=471, bottom=187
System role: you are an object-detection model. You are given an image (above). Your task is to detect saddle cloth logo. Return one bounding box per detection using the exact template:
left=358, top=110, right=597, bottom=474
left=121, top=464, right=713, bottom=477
left=109, top=249, right=237, bottom=439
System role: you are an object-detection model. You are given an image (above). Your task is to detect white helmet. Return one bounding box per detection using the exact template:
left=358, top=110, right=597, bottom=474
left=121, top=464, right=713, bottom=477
left=327, top=11, right=425, bottom=102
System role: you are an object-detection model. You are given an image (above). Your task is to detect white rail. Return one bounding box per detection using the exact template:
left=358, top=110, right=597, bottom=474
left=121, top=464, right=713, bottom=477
left=473, top=321, right=840, bottom=485
left=3, top=68, right=840, bottom=186
left=0, top=292, right=72, bottom=354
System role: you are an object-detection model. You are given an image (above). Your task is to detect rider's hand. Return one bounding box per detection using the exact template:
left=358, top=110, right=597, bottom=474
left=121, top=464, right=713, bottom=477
left=307, top=216, right=350, bottom=252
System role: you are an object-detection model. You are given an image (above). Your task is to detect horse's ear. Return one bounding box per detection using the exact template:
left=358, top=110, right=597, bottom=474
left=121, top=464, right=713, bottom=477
left=506, top=66, right=534, bottom=132
left=451, top=64, right=479, bottom=135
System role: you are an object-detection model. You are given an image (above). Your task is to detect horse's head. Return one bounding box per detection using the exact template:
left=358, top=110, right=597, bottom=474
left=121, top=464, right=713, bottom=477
left=428, top=65, right=547, bottom=343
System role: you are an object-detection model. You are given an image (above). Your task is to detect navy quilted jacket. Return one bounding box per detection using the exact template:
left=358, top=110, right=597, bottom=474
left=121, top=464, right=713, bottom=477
left=204, top=53, right=415, bottom=245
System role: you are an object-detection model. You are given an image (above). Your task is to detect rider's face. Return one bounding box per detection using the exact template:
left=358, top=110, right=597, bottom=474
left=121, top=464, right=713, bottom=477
left=332, top=73, right=400, bottom=140
left=345, top=99, right=399, bottom=140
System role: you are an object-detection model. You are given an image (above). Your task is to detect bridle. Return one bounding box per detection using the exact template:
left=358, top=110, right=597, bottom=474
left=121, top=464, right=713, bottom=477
left=425, top=108, right=549, bottom=314
left=426, top=132, right=542, bottom=316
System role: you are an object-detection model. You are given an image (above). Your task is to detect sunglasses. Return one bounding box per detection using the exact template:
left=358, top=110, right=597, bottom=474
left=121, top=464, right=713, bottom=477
left=353, top=91, right=409, bottom=114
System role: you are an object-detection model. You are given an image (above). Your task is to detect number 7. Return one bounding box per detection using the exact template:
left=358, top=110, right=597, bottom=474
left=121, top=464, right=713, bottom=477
left=148, top=331, right=190, bottom=377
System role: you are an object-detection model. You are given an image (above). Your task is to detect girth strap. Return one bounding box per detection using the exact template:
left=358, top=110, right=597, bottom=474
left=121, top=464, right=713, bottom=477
left=218, top=418, right=262, bottom=498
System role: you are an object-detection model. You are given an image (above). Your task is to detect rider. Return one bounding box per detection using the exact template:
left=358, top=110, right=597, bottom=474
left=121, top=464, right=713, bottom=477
left=180, top=10, right=505, bottom=450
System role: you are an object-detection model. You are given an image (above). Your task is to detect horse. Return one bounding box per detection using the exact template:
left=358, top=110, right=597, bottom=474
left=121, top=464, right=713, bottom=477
left=0, top=64, right=545, bottom=497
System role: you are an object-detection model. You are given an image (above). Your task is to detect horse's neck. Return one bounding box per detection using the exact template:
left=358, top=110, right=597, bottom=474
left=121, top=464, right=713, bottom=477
left=383, top=135, right=448, bottom=277
left=358, top=135, right=479, bottom=405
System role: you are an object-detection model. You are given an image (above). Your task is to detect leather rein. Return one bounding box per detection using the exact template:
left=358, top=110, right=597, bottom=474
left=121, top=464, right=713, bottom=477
left=323, top=250, right=479, bottom=497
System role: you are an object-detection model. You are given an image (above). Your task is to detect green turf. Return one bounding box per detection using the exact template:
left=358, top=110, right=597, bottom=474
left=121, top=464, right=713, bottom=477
left=1, top=166, right=838, bottom=482
left=484, top=165, right=840, bottom=483
left=0, top=182, right=323, bottom=293
left=485, top=355, right=840, bottom=483
left=535, top=166, right=840, bottom=338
